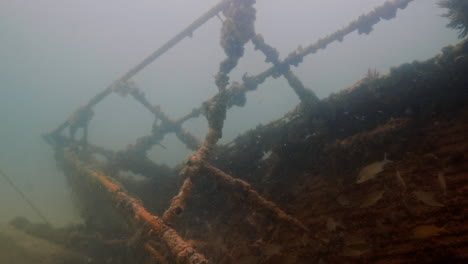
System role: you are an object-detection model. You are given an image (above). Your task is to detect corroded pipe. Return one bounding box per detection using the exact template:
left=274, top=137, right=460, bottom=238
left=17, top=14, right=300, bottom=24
left=162, top=177, right=193, bottom=224
left=62, top=150, right=208, bottom=264
left=201, top=162, right=309, bottom=232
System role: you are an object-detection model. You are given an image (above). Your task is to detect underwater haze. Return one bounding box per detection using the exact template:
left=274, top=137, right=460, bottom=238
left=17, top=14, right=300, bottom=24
left=0, top=0, right=459, bottom=227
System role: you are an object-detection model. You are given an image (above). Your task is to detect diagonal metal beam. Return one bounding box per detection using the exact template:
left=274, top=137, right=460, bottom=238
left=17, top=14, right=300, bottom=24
left=48, top=0, right=235, bottom=137
left=62, top=149, right=209, bottom=264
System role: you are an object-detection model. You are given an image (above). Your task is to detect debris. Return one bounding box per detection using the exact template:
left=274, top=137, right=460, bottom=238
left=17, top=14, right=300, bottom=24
left=356, top=154, right=392, bottom=183
left=413, top=191, right=444, bottom=207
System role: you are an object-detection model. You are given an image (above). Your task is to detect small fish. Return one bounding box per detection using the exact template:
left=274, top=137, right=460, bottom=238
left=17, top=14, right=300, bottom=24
left=356, top=154, right=392, bottom=184
left=341, top=233, right=370, bottom=257
left=412, top=224, right=446, bottom=239
left=318, top=258, right=327, bottom=264
left=261, top=150, right=272, bottom=161
left=359, top=190, right=385, bottom=208
left=336, top=194, right=351, bottom=207
left=454, top=55, right=466, bottom=63
left=341, top=247, right=369, bottom=257
left=395, top=170, right=407, bottom=190
left=413, top=191, right=444, bottom=207
left=438, top=171, right=447, bottom=195
left=344, top=234, right=367, bottom=246
left=262, top=244, right=282, bottom=257
left=341, top=241, right=370, bottom=257
left=326, top=217, right=337, bottom=231
left=326, top=217, right=343, bottom=231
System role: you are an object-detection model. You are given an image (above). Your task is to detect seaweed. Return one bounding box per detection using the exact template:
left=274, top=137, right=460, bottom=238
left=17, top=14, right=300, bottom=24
left=439, top=0, right=468, bottom=38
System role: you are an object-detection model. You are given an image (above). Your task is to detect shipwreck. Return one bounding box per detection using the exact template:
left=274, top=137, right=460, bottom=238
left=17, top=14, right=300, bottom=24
left=3, top=0, right=467, bottom=263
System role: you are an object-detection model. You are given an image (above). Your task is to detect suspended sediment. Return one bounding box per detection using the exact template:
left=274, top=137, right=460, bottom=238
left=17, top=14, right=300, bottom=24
left=19, top=0, right=468, bottom=263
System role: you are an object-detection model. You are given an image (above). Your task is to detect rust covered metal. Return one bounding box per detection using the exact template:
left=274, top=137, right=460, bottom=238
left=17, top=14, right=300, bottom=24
left=62, top=150, right=208, bottom=264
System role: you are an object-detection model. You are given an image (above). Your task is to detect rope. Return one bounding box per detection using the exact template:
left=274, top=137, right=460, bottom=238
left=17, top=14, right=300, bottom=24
left=0, top=168, right=51, bottom=226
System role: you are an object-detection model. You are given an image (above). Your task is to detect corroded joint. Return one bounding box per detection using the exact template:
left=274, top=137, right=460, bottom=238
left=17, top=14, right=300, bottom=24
left=162, top=177, right=193, bottom=224
left=252, top=33, right=280, bottom=63
left=203, top=93, right=228, bottom=124
left=284, top=51, right=303, bottom=67
left=68, top=105, right=94, bottom=138
left=69, top=105, right=94, bottom=128
left=215, top=72, right=230, bottom=90
left=221, top=0, right=256, bottom=58
left=112, top=79, right=138, bottom=97
left=129, top=86, right=146, bottom=101
left=241, top=73, right=259, bottom=91
left=271, top=62, right=290, bottom=78
left=186, top=153, right=199, bottom=167
left=227, top=82, right=247, bottom=107
left=160, top=118, right=180, bottom=134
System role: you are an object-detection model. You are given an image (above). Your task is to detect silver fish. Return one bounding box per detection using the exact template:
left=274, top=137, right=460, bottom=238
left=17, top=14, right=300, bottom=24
left=413, top=191, right=444, bottom=207
left=336, top=194, right=351, bottom=207
left=437, top=171, right=447, bottom=195
left=412, top=224, right=446, bottom=239
left=356, top=154, right=392, bottom=184
left=326, top=217, right=344, bottom=231
left=359, top=190, right=385, bottom=208
left=395, top=170, right=407, bottom=190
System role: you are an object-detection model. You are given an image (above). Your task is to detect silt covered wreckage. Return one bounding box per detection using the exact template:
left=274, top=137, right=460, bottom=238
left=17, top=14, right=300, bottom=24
left=6, top=0, right=468, bottom=263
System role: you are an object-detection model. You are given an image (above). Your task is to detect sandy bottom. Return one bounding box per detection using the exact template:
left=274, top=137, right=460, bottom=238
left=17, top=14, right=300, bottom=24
left=0, top=225, right=87, bottom=264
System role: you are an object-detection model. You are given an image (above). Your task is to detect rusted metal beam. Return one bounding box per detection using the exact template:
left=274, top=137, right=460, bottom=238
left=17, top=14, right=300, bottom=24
left=179, top=0, right=415, bottom=124
left=62, top=150, right=208, bottom=264
left=47, top=0, right=413, bottom=149
left=130, top=88, right=201, bottom=151
left=162, top=177, right=193, bottom=224
left=119, top=0, right=235, bottom=82
left=48, top=0, right=235, bottom=137
left=162, top=158, right=309, bottom=232
left=201, top=162, right=309, bottom=232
